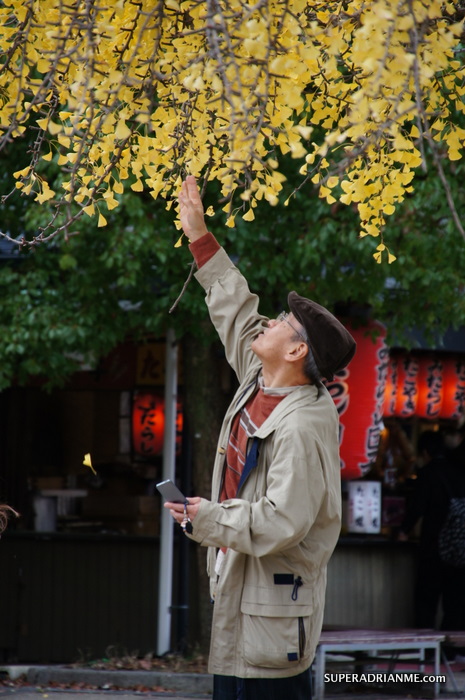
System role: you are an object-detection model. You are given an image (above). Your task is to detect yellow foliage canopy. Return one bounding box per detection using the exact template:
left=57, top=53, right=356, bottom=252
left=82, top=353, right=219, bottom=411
left=0, top=0, right=464, bottom=259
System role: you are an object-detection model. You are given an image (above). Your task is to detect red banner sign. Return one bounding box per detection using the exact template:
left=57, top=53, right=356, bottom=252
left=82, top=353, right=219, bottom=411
left=327, top=320, right=388, bottom=480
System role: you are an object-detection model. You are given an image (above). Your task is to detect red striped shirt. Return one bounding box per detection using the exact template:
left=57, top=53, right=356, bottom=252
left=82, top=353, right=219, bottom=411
left=220, top=388, right=285, bottom=502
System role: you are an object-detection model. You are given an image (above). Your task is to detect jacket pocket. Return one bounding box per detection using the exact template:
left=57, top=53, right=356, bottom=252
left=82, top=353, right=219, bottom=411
left=242, top=613, right=310, bottom=668
left=240, top=585, right=312, bottom=669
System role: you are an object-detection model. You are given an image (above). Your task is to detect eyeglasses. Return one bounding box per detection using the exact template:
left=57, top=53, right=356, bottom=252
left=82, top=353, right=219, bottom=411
left=277, top=311, right=308, bottom=343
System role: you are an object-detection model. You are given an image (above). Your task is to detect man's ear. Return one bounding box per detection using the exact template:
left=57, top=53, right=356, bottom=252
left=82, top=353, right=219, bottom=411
left=285, top=341, right=308, bottom=363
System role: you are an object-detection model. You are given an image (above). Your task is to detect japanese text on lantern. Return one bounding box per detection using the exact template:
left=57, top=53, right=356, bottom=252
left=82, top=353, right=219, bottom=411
left=416, top=356, right=443, bottom=419
left=132, top=392, right=183, bottom=457
left=395, top=356, right=419, bottom=417
left=133, top=393, right=165, bottom=456
left=440, top=358, right=465, bottom=419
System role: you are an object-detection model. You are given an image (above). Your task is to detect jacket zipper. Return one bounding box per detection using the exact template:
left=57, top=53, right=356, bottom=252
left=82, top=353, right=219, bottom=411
left=299, top=617, right=306, bottom=658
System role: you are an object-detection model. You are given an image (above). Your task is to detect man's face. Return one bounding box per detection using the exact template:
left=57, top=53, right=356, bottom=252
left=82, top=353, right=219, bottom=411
left=251, top=312, right=306, bottom=364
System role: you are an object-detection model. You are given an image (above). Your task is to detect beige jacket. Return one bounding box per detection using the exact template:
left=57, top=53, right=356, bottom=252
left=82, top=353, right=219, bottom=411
left=188, top=246, right=342, bottom=678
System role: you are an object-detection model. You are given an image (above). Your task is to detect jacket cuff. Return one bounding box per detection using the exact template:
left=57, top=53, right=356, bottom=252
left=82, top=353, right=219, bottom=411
left=185, top=498, right=218, bottom=544
left=189, top=232, right=221, bottom=268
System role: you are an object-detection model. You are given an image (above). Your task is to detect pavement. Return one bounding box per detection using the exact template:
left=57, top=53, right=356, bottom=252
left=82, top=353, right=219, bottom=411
left=1, top=662, right=465, bottom=700
left=0, top=665, right=212, bottom=698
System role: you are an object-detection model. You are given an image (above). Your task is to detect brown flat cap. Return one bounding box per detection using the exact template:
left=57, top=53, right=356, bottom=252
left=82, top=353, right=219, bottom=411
left=288, top=291, right=356, bottom=381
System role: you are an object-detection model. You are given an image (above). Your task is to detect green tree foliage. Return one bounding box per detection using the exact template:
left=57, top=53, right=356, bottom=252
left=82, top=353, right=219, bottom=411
left=1, top=139, right=464, bottom=390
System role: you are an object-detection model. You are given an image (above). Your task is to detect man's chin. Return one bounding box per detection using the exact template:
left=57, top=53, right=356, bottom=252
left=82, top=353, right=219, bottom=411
left=251, top=337, right=262, bottom=357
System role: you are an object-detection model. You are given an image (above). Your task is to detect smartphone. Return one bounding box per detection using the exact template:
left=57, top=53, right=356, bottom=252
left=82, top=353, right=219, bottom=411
left=156, top=479, right=186, bottom=503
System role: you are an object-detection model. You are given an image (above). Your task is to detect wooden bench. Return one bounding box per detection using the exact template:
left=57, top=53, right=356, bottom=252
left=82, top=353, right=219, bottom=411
left=444, top=631, right=465, bottom=650
left=314, top=628, right=446, bottom=699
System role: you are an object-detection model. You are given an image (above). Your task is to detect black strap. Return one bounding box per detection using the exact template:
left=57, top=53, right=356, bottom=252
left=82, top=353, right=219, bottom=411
left=236, top=436, right=260, bottom=495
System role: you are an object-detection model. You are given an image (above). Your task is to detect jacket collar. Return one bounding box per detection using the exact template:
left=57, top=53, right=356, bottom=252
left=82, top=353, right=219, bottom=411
left=234, top=369, right=321, bottom=439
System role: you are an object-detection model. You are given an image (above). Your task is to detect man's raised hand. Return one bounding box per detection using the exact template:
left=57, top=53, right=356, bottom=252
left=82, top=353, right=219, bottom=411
left=179, top=175, right=209, bottom=242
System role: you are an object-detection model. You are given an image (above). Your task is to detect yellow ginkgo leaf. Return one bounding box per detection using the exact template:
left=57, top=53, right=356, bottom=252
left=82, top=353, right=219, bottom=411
left=174, top=233, right=184, bottom=248
left=242, top=208, right=255, bottom=221
left=383, top=203, right=395, bottom=215
left=115, top=120, right=131, bottom=140
left=13, top=166, right=31, bottom=179
left=83, top=453, right=97, bottom=475
left=48, top=121, right=62, bottom=135
left=35, top=186, right=55, bottom=203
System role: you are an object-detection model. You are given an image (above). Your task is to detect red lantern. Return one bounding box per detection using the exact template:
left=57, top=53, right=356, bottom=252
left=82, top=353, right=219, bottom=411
left=415, top=354, right=443, bottom=419
left=383, top=355, right=399, bottom=417
left=394, top=354, right=419, bottom=418
left=439, top=357, right=465, bottom=420
left=327, top=320, right=388, bottom=479
left=132, top=391, right=183, bottom=457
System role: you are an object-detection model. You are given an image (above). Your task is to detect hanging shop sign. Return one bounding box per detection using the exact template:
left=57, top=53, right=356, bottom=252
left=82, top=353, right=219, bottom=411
left=132, top=391, right=183, bottom=458
left=416, top=354, right=443, bottom=419
left=383, top=354, right=398, bottom=418
left=394, top=354, right=419, bottom=418
left=327, top=320, right=388, bottom=480
left=382, top=353, right=465, bottom=421
left=439, top=357, right=465, bottom=420
left=347, top=481, right=382, bottom=534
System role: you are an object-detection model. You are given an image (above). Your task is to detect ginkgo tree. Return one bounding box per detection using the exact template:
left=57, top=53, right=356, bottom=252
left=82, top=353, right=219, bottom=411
left=0, top=0, right=464, bottom=262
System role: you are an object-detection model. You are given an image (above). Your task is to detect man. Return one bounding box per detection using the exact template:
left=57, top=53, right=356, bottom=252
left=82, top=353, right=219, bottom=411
left=165, top=176, right=356, bottom=699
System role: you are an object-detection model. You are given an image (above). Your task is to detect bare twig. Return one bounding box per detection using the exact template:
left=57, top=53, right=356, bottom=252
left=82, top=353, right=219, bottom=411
left=169, top=261, right=198, bottom=313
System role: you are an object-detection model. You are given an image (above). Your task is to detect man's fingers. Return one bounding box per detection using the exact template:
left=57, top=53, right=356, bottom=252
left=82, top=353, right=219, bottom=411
left=179, top=176, right=197, bottom=204
left=185, top=175, right=202, bottom=204
left=178, top=175, right=208, bottom=240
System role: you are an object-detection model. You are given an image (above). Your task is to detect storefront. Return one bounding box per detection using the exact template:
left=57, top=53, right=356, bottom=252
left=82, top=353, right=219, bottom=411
left=324, top=324, right=465, bottom=629
left=0, top=339, right=194, bottom=663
